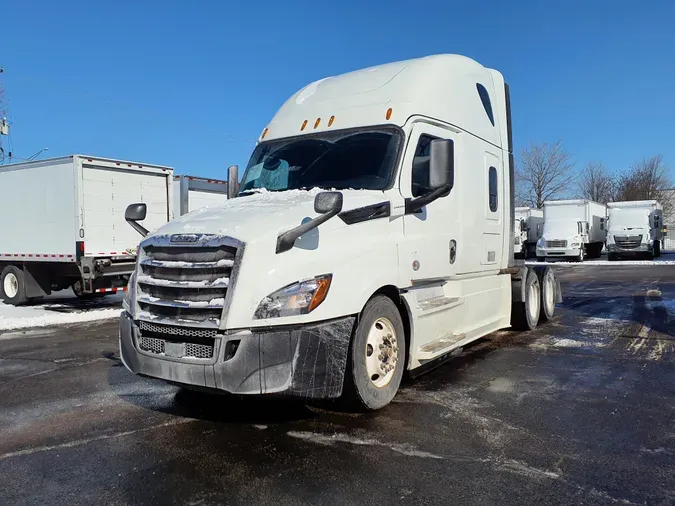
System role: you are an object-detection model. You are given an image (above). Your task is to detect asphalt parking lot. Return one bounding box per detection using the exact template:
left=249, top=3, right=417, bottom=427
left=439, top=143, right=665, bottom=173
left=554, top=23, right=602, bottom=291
left=0, top=265, right=674, bottom=505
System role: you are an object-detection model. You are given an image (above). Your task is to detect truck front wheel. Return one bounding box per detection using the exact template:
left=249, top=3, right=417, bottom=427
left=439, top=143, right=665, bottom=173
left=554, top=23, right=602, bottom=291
left=1, top=265, right=28, bottom=306
left=343, top=296, right=406, bottom=411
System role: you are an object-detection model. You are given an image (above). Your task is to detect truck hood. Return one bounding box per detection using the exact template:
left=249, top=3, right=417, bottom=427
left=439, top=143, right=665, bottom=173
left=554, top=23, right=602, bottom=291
left=150, top=188, right=388, bottom=242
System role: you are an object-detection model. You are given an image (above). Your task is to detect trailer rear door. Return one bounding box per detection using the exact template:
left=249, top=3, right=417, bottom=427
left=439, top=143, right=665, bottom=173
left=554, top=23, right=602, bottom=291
left=80, top=158, right=171, bottom=256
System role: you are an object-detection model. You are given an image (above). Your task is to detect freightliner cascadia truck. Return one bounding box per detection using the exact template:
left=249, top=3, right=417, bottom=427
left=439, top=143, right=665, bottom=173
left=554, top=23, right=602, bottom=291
left=119, top=54, right=562, bottom=411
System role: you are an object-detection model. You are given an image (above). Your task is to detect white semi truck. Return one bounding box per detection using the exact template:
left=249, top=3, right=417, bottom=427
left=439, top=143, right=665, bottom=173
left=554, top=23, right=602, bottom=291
left=0, top=155, right=173, bottom=305
left=514, top=207, right=544, bottom=259
left=119, top=54, right=562, bottom=411
left=606, top=200, right=663, bottom=260
left=537, top=200, right=607, bottom=262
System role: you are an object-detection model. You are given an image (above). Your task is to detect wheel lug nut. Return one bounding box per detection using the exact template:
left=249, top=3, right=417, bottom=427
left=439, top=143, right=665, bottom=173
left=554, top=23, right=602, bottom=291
left=379, top=344, right=385, bottom=350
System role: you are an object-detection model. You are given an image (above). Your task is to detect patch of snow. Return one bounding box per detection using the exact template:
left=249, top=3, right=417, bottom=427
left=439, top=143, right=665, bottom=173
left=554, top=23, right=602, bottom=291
left=0, top=304, right=122, bottom=332
left=216, top=259, right=234, bottom=267
left=173, top=298, right=224, bottom=308
left=286, top=430, right=443, bottom=459
left=526, top=259, right=675, bottom=266
left=137, top=275, right=210, bottom=288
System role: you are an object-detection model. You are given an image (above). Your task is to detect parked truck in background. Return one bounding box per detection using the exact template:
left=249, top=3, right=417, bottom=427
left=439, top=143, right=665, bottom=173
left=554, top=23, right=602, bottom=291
left=514, top=207, right=543, bottom=259
left=606, top=200, right=663, bottom=260
left=0, top=155, right=173, bottom=305
left=171, top=166, right=239, bottom=218
left=119, top=54, right=562, bottom=411
left=537, top=200, right=607, bottom=262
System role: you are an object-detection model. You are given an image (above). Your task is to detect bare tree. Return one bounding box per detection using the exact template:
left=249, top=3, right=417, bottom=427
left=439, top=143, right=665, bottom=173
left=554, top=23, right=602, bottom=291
left=578, top=161, right=616, bottom=204
left=615, top=155, right=673, bottom=217
left=515, top=141, right=576, bottom=209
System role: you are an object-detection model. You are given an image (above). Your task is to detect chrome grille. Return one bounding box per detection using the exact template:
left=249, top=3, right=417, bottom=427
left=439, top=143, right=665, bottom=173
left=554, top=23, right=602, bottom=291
left=138, top=336, right=214, bottom=360
left=138, top=320, right=218, bottom=339
left=137, top=320, right=216, bottom=360
left=139, top=336, right=165, bottom=355
left=185, top=343, right=214, bottom=359
left=546, top=240, right=567, bottom=248
left=615, top=235, right=642, bottom=249
left=135, top=235, right=239, bottom=326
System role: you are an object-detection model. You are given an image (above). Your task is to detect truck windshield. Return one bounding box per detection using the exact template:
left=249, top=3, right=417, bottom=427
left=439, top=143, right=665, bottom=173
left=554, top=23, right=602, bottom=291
left=238, top=127, right=402, bottom=193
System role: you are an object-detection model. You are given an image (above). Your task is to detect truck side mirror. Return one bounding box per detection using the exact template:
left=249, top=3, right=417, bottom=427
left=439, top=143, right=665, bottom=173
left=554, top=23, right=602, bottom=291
left=406, top=139, right=454, bottom=215
left=429, top=139, right=454, bottom=190
left=276, top=191, right=344, bottom=254
left=520, top=220, right=526, bottom=232
left=125, top=203, right=149, bottom=237
left=314, top=191, right=343, bottom=214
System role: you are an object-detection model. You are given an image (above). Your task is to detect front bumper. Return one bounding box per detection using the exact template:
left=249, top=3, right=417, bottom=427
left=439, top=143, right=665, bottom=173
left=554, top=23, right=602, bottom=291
left=536, top=247, right=581, bottom=258
left=607, top=243, right=650, bottom=253
left=119, top=311, right=355, bottom=399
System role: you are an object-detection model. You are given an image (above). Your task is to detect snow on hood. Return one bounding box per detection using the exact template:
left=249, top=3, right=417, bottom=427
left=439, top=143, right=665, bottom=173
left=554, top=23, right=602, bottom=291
left=152, top=188, right=388, bottom=242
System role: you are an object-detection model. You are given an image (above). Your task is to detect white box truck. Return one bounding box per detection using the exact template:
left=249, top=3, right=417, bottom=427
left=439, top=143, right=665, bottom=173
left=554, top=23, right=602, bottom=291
left=119, top=54, right=562, bottom=411
left=514, top=207, right=543, bottom=259
left=0, top=155, right=173, bottom=305
left=537, top=199, right=607, bottom=262
left=606, top=200, right=663, bottom=260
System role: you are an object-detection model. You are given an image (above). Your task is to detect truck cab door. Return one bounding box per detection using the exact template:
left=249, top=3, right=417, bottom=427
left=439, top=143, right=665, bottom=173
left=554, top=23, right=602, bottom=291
left=398, top=123, right=459, bottom=285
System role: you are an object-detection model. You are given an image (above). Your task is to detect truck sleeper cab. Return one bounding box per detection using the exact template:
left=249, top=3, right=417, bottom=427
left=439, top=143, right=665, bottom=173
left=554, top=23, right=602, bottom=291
left=119, top=54, right=561, bottom=411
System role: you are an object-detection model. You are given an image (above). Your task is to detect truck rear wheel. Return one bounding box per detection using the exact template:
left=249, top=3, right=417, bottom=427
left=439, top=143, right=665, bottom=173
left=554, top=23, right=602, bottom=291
left=342, top=295, right=406, bottom=411
left=654, top=241, right=661, bottom=258
left=511, top=269, right=540, bottom=331
left=1, top=265, right=28, bottom=306
left=536, top=266, right=556, bottom=322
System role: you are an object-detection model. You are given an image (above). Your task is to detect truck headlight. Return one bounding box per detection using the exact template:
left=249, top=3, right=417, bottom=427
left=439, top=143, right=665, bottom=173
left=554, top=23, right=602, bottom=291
left=571, top=243, right=581, bottom=247
left=254, top=274, right=332, bottom=319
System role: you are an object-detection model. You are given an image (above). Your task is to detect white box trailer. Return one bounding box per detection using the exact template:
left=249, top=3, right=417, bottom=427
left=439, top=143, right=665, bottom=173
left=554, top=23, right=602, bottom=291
left=119, top=54, right=563, bottom=412
left=514, top=207, right=543, bottom=259
left=172, top=174, right=234, bottom=218
left=606, top=200, right=663, bottom=260
left=0, top=155, right=173, bottom=305
left=537, top=199, right=607, bottom=262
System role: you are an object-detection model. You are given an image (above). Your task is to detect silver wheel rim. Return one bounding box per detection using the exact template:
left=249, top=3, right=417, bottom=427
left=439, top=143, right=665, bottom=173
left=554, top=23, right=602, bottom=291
left=544, top=274, right=555, bottom=314
left=527, top=281, right=540, bottom=321
left=365, top=317, right=398, bottom=388
left=3, top=272, right=18, bottom=299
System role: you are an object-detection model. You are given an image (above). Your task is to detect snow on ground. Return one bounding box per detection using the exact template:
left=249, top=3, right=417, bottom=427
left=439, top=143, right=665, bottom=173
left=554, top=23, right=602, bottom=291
left=525, top=254, right=675, bottom=266
left=0, top=289, right=123, bottom=332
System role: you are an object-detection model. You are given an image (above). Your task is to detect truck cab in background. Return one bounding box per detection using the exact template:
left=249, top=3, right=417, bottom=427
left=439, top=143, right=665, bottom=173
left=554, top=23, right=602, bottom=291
left=606, top=200, right=663, bottom=260
left=120, top=54, right=562, bottom=411
left=514, top=207, right=543, bottom=259
left=537, top=199, right=607, bottom=262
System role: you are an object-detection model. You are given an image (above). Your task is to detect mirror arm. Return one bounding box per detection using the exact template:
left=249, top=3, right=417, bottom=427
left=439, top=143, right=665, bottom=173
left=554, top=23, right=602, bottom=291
left=126, top=219, right=149, bottom=238
left=276, top=208, right=340, bottom=254
left=405, top=184, right=452, bottom=215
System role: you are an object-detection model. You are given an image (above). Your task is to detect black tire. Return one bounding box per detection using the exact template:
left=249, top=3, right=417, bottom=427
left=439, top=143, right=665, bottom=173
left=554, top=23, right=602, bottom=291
left=654, top=241, right=661, bottom=258
left=577, top=248, right=585, bottom=263
left=537, top=257, right=546, bottom=263
left=536, top=266, right=556, bottom=322
left=1, top=265, right=29, bottom=306
left=342, top=296, right=406, bottom=411
left=608, top=253, right=618, bottom=261
left=511, top=269, right=541, bottom=331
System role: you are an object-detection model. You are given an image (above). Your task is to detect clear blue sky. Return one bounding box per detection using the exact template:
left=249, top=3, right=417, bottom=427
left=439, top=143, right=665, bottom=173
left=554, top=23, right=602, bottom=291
left=1, top=0, right=674, bottom=180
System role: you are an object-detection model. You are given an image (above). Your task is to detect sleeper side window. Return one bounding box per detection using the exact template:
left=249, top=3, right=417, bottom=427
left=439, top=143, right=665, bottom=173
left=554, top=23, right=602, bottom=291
left=488, top=166, right=498, bottom=212
left=476, top=84, right=495, bottom=126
